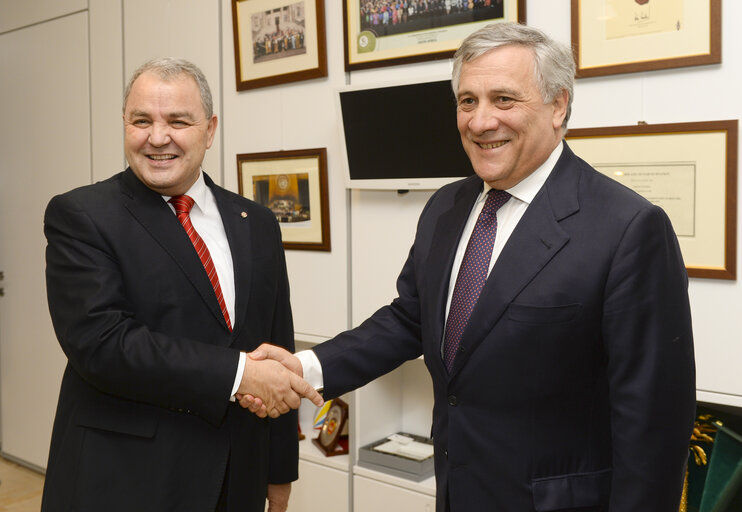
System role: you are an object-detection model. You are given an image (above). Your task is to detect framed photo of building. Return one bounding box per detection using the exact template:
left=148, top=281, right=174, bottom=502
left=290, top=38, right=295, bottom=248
left=231, top=0, right=327, bottom=90
left=571, top=0, right=721, bottom=78
left=566, top=120, right=737, bottom=280
left=237, top=148, right=331, bottom=251
left=343, top=0, right=526, bottom=71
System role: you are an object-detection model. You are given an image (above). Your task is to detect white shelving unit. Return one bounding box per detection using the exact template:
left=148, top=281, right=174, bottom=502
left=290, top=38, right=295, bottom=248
left=293, top=337, right=437, bottom=511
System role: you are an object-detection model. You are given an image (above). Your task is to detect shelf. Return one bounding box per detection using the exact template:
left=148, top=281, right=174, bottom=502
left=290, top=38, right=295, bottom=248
left=697, top=390, right=742, bottom=409
left=298, top=401, right=350, bottom=472
left=353, top=464, right=436, bottom=497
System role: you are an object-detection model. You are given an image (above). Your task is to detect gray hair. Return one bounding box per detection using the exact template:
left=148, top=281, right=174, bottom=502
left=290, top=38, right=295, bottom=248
left=123, top=57, right=214, bottom=118
left=452, top=22, right=575, bottom=132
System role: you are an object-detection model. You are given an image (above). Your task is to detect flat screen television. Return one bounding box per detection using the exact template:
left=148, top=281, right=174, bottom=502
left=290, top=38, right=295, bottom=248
left=338, top=78, right=474, bottom=190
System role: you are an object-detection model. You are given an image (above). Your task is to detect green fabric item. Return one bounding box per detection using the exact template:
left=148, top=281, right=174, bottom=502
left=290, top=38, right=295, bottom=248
left=699, top=423, right=742, bottom=512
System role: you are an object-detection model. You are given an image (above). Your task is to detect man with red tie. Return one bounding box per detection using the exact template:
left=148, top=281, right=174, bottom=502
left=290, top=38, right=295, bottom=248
left=41, top=57, right=322, bottom=512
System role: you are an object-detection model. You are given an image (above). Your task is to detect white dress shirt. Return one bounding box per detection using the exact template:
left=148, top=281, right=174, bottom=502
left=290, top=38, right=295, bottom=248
left=163, top=171, right=245, bottom=399
left=297, top=142, right=564, bottom=390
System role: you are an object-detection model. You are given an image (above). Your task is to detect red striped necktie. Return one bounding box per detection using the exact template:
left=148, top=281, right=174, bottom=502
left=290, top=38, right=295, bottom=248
left=169, top=195, right=232, bottom=331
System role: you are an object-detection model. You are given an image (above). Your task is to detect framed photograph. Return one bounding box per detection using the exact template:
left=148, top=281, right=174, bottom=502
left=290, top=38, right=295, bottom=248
left=237, top=148, right=331, bottom=251
left=231, top=0, right=327, bottom=90
left=571, top=0, right=721, bottom=78
left=343, top=0, right=526, bottom=71
left=566, top=120, right=737, bottom=280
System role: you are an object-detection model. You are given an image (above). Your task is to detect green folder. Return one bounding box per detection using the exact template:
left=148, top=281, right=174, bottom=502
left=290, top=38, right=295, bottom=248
left=699, top=422, right=742, bottom=512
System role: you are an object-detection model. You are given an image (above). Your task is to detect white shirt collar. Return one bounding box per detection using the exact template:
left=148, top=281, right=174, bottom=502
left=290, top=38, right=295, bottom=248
left=163, top=170, right=209, bottom=213
left=482, top=140, right=564, bottom=205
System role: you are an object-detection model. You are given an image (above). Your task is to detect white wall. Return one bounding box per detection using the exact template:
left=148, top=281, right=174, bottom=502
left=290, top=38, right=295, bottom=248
left=1, top=0, right=741, bottom=470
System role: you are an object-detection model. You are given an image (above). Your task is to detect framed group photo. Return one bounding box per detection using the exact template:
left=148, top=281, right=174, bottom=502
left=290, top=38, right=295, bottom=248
left=571, top=0, right=721, bottom=78
left=237, top=148, right=331, bottom=251
left=231, top=0, right=327, bottom=90
left=566, top=120, right=737, bottom=280
left=344, top=0, right=526, bottom=71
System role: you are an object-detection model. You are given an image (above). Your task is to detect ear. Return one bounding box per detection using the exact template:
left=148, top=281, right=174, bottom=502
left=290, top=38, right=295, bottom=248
left=551, top=89, right=569, bottom=130
left=205, top=115, right=218, bottom=149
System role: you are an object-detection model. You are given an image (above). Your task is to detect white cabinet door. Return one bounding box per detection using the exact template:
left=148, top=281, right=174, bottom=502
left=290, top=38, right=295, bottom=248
left=354, top=476, right=435, bottom=512
left=285, top=460, right=349, bottom=512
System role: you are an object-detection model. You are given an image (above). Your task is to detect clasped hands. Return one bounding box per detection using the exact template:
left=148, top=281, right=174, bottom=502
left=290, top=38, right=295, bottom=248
left=235, top=343, right=321, bottom=418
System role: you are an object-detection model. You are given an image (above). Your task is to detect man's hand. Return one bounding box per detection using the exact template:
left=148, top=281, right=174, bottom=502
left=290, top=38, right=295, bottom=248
left=250, top=343, right=304, bottom=376
left=237, top=355, right=322, bottom=419
left=266, top=483, right=291, bottom=512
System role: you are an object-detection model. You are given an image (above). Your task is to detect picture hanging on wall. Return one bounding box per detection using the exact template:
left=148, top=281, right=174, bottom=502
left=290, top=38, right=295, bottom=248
left=231, top=0, right=327, bottom=90
left=237, top=148, right=331, bottom=252
left=571, top=0, right=721, bottom=78
left=566, top=120, right=737, bottom=280
left=343, top=0, right=526, bottom=71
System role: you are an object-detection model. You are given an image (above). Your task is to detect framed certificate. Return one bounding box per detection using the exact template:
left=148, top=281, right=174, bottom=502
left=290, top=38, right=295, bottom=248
left=344, top=0, right=526, bottom=71
left=571, top=0, right=721, bottom=77
left=566, top=120, right=737, bottom=280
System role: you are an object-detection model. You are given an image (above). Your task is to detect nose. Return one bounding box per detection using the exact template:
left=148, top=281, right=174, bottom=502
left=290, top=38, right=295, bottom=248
left=467, top=103, right=500, bottom=135
left=148, top=121, right=172, bottom=147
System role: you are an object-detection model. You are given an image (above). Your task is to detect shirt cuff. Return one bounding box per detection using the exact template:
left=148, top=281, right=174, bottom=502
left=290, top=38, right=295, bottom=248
left=229, top=351, right=247, bottom=402
left=295, top=349, right=324, bottom=391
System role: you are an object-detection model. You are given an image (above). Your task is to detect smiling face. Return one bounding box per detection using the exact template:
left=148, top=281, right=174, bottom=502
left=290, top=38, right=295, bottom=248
left=123, top=71, right=217, bottom=196
left=456, top=45, right=567, bottom=190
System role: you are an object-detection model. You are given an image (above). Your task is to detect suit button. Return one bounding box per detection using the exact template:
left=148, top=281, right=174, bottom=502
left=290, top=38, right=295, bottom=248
left=448, top=395, right=457, bottom=406
left=458, top=345, right=465, bottom=353
left=443, top=449, right=448, bottom=458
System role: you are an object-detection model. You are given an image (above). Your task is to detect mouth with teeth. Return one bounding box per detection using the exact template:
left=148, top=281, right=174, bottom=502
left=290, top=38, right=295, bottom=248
left=148, top=154, right=177, bottom=161
left=478, top=141, right=508, bottom=150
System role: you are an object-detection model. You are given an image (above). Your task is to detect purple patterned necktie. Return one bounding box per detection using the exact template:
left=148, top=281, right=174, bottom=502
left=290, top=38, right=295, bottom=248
left=443, top=189, right=511, bottom=372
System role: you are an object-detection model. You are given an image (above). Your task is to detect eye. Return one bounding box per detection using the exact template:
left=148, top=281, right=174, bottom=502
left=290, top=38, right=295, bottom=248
left=131, top=118, right=151, bottom=126
left=495, top=96, right=515, bottom=107
left=457, top=97, right=476, bottom=111
left=171, top=120, right=190, bottom=128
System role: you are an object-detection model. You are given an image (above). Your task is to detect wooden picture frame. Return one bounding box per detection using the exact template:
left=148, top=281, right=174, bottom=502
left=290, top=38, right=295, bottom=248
left=231, top=0, right=327, bottom=90
left=343, top=0, right=526, bottom=71
left=237, top=148, right=331, bottom=251
left=571, top=0, right=721, bottom=78
left=313, top=398, right=349, bottom=456
left=566, top=120, right=737, bottom=280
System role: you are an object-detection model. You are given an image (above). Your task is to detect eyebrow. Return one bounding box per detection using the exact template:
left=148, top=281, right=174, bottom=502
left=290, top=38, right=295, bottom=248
left=125, top=110, right=197, bottom=121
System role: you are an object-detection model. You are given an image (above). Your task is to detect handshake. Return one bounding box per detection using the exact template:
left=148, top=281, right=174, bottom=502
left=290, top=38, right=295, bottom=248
left=235, top=343, right=323, bottom=419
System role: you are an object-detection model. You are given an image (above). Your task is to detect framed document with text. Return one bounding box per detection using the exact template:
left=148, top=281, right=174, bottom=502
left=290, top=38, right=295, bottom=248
left=566, top=120, right=737, bottom=280
left=571, top=0, right=721, bottom=77
left=344, top=0, right=526, bottom=71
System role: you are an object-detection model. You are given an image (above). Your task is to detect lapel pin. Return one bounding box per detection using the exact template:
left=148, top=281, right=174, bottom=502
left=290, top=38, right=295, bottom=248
left=240, top=211, right=248, bottom=218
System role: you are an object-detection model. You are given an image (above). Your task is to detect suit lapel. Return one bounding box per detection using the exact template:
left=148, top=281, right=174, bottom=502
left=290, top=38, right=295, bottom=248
left=206, top=174, right=253, bottom=339
left=120, top=170, right=233, bottom=337
left=424, top=176, right=482, bottom=377
left=448, top=145, right=581, bottom=378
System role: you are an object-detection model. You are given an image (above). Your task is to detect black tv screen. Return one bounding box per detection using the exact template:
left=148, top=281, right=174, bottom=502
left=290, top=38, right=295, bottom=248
left=339, top=79, right=474, bottom=190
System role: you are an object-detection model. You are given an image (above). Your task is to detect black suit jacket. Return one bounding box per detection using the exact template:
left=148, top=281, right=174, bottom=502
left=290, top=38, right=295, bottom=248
left=42, top=169, right=297, bottom=512
left=313, top=143, right=696, bottom=511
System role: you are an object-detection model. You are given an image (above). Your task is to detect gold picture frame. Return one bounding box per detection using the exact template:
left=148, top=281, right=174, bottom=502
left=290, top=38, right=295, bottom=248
left=343, top=0, right=526, bottom=71
left=231, top=0, right=327, bottom=90
left=237, top=148, right=330, bottom=251
left=566, top=120, right=737, bottom=280
left=571, top=0, right=721, bottom=78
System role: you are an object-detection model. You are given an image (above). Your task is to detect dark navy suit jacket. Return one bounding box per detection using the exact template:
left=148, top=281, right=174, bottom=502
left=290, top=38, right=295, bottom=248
left=314, top=143, right=696, bottom=511
left=42, top=169, right=297, bottom=511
